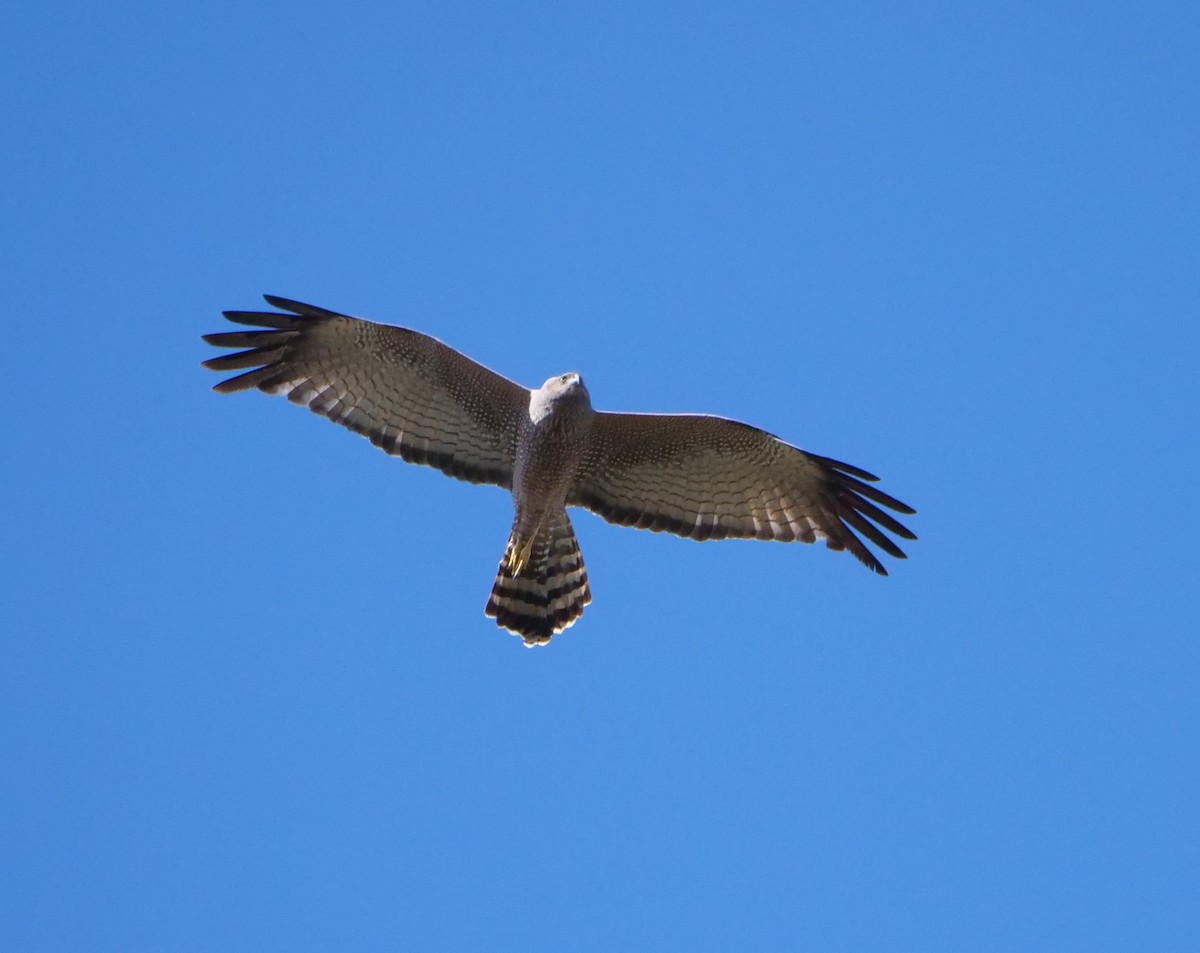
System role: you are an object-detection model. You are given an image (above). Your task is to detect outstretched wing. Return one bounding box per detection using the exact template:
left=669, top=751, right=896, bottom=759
left=570, top=412, right=916, bottom=574
left=202, top=296, right=528, bottom=488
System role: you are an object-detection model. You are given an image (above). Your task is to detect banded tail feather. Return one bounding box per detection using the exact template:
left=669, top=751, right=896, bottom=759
left=485, top=511, right=591, bottom=645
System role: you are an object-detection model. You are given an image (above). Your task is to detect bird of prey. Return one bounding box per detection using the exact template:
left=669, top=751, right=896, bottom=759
left=203, top=296, right=916, bottom=645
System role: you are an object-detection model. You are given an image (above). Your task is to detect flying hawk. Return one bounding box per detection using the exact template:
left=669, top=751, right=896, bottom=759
left=203, top=296, right=916, bottom=644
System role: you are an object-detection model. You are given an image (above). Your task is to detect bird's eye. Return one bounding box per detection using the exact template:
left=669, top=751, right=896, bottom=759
left=561, top=374, right=569, bottom=383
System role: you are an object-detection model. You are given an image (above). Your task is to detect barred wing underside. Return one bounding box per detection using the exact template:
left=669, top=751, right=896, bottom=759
left=202, top=296, right=527, bottom=488
left=570, top=412, right=916, bottom=574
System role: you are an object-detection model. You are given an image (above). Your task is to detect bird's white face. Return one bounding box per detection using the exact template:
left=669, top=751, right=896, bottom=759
left=542, top=371, right=584, bottom=394
left=529, top=372, right=590, bottom=423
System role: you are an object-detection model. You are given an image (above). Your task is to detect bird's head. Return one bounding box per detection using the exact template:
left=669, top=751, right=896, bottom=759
left=541, top=371, right=587, bottom=397
left=529, top=372, right=591, bottom=423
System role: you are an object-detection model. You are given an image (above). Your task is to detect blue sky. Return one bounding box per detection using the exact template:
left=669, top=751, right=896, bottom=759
left=2, top=1, right=1197, bottom=949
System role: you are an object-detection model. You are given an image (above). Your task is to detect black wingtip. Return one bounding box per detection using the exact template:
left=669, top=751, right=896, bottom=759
left=261, top=295, right=344, bottom=320
left=220, top=310, right=301, bottom=329
left=812, top=453, right=881, bottom=482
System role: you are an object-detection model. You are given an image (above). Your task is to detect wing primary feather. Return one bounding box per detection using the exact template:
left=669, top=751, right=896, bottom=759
left=830, top=470, right=916, bottom=515
left=809, top=453, right=880, bottom=482
left=211, top=366, right=285, bottom=394
left=220, top=310, right=304, bottom=329
left=826, top=521, right=886, bottom=575
left=261, top=295, right=344, bottom=320
left=203, top=329, right=299, bottom=348
left=839, top=507, right=909, bottom=560
left=840, top=490, right=917, bottom=540
left=840, top=529, right=888, bottom=575
left=202, top=348, right=287, bottom=372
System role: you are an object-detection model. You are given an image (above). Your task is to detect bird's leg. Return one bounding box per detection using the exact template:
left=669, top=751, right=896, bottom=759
left=502, top=533, right=537, bottom=577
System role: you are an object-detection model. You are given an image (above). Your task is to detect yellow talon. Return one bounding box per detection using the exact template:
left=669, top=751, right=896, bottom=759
left=505, top=535, right=535, bottom=576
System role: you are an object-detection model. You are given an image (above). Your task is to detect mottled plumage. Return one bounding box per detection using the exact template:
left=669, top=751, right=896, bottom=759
left=203, top=296, right=917, bottom=645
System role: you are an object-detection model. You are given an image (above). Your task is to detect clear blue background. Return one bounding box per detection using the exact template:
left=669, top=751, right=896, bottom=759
left=2, top=1, right=1196, bottom=949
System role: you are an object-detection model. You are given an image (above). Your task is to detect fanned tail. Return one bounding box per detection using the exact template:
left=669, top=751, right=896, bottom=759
left=485, top=511, right=591, bottom=646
